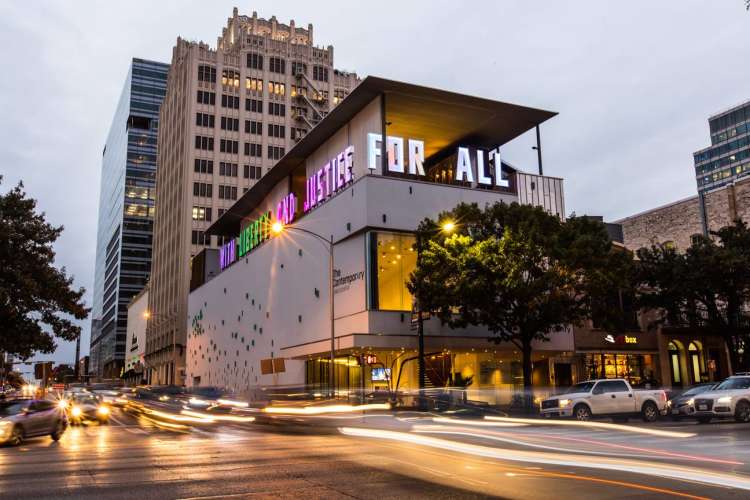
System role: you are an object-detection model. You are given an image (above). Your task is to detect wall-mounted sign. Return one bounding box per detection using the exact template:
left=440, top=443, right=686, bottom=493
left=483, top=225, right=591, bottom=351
left=303, top=146, right=354, bottom=213
left=239, top=210, right=273, bottom=257
left=367, top=133, right=510, bottom=187
left=219, top=238, right=237, bottom=270
left=277, top=192, right=297, bottom=225
left=332, top=268, right=364, bottom=295
left=604, top=334, right=637, bottom=345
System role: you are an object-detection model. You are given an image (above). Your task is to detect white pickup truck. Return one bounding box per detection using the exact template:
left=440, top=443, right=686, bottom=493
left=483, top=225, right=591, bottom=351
left=540, top=378, right=668, bottom=422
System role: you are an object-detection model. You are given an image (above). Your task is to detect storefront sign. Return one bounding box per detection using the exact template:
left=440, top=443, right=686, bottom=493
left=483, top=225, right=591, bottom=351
left=604, top=334, right=637, bottom=345
left=219, top=238, right=237, bottom=270
left=333, top=268, right=364, bottom=294
left=238, top=210, right=273, bottom=258
left=277, top=192, right=297, bottom=225
left=367, top=133, right=509, bottom=187
left=303, top=146, right=354, bottom=213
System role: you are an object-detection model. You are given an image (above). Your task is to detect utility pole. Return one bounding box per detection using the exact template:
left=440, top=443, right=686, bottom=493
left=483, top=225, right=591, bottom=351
left=74, top=333, right=81, bottom=381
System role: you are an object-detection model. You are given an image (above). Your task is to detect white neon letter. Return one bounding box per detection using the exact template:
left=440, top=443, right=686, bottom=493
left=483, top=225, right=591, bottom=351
left=408, top=139, right=425, bottom=176
left=344, top=145, right=354, bottom=182
left=477, top=149, right=492, bottom=185
left=367, top=133, right=382, bottom=171
left=455, top=147, right=474, bottom=183
left=490, top=148, right=509, bottom=187
left=387, top=136, right=404, bottom=173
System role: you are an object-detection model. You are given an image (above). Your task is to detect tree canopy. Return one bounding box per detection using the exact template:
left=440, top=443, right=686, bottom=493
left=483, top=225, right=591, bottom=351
left=0, top=177, right=88, bottom=359
left=409, top=202, right=633, bottom=391
left=637, top=220, right=750, bottom=372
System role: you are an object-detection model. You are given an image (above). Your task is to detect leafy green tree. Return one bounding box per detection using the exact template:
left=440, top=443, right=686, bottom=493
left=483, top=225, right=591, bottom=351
left=0, top=178, right=88, bottom=360
left=637, top=221, right=750, bottom=372
left=409, top=202, right=633, bottom=395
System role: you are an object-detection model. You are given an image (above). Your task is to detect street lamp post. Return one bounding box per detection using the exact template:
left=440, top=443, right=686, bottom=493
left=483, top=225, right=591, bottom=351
left=271, top=222, right=336, bottom=398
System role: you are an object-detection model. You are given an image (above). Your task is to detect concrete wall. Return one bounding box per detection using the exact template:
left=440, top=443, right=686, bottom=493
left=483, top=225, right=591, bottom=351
left=125, top=288, right=149, bottom=373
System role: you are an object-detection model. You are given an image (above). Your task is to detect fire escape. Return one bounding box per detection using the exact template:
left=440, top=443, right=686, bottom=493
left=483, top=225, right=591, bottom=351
left=292, top=70, right=328, bottom=140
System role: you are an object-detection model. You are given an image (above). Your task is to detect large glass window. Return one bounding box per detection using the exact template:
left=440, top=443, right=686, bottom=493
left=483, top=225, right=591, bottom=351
left=368, top=232, right=417, bottom=311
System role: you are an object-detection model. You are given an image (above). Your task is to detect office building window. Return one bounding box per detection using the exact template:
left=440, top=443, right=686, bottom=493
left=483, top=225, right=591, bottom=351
left=267, top=145, right=285, bottom=160
left=221, top=94, right=240, bottom=109
left=194, top=136, right=214, bottom=151
left=269, top=57, right=286, bottom=74
left=367, top=232, right=417, bottom=311
left=217, top=208, right=225, bottom=218
left=192, top=230, right=210, bottom=246
left=246, top=77, right=263, bottom=93
left=267, top=81, right=286, bottom=96
left=198, top=65, right=216, bottom=83
left=192, top=206, right=212, bottom=221
left=219, top=162, right=238, bottom=177
left=312, top=65, right=329, bottom=82
left=220, top=139, right=239, bottom=154
left=247, top=53, right=263, bottom=70
left=245, top=120, right=262, bottom=135
left=218, top=185, right=238, bottom=200
left=291, top=85, right=307, bottom=98
left=244, top=142, right=262, bottom=157
left=268, top=103, right=286, bottom=117
left=291, top=61, right=307, bottom=76
left=194, top=159, right=214, bottom=174
left=195, top=113, right=215, bottom=128
left=220, top=116, right=240, bottom=131
left=193, top=182, right=213, bottom=198
left=268, top=124, right=285, bottom=138
left=221, top=69, right=240, bottom=88
left=244, top=164, right=261, bottom=179
left=245, top=98, right=263, bottom=113
left=197, top=90, right=216, bottom=105
left=291, top=128, right=306, bottom=141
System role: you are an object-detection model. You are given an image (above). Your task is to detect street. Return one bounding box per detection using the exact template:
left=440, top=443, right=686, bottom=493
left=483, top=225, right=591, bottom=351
left=2, top=407, right=750, bottom=499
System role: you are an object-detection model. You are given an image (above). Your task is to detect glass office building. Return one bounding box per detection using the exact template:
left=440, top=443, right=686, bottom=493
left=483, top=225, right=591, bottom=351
left=89, top=58, right=169, bottom=379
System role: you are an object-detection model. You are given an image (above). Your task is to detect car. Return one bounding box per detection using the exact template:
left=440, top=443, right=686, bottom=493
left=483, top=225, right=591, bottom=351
left=540, top=378, right=668, bottom=422
left=690, top=374, right=750, bottom=424
left=66, top=393, right=111, bottom=424
left=0, top=399, right=67, bottom=446
left=667, top=383, right=717, bottom=419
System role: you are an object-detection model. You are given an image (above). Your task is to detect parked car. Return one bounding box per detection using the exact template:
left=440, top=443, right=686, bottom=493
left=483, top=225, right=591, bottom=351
left=690, top=374, right=750, bottom=423
left=66, top=393, right=110, bottom=424
left=667, top=383, right=718, bottom=419
left=0, top=399, right=67, bottom=446
left=540, top=379, right=668, bottom=422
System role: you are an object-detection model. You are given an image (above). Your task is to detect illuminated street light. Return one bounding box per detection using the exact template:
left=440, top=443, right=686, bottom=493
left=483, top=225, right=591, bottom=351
left=271, top=221, right=284, bottom=234
left=441, top=221, right=455, bottom=233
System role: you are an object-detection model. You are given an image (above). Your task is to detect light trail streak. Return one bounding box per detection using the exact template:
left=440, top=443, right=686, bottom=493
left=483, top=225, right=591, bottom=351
left=484, top=415, right=696, bottom=438
left=432, top=417, right=528, bottom=427
left=181, top=409, right=255, bottom=423
left=263, top=403, right=390, bottom=415
left=339, top=427, right=750, bottom=491
left=412, top=425, right=743, bottom=465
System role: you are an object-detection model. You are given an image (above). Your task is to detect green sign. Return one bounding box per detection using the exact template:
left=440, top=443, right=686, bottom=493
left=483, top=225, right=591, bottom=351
left=238, top=210, right=273, bottom=257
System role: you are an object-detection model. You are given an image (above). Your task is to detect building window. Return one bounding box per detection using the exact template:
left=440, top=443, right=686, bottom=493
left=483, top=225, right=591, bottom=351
left=244, top=165, right=262, bottom=179
left=194, top=136, right=214, bottom=151
left=219, top=162, right=238, bottom=177
left=198, top=65, right=216, bottom=83
left=246, top=77, right=263, bottom=93
left=220, top=116, right=240, bottom=131
left=193, top=182, right=213, bottom=198
left=244, top=142, right=262, bottom=157
left=269, top=57, right=286, bottom=74
left=245, top=98, right=263, bottom=113
left=220, top=139, right=239, bottom=155
left=221, top=69, right=240, bottom=88
left=291, top=127, right=306, bottom=141
left=218, top=185, right=238, bottom=200
left=312, top=65, right=329, bottom=82
left=195, top=113, right=215, bottom=128
left=193, top=159, right=214, bottom=174
left=221, top=94, right=240, bottom=109
left=192, top=230, right=210, bottom=246
left=245, top=120, right=262, bottom=135
left=267, top=81, right=286, bottom=96
left=291, top=61, right=307, bottom=76
left=268, top=124, right=285, bottom=138
left=267, top=145, right=285, bottom=160
left=367, top=232, right=417, bottom=311
left=268, top=102, right=286, bottom=117
left=192, top=206, right=212, bottom=221
left=197, top=90, right=216, bottom=105
left=247, top=53, right=263, bottom=70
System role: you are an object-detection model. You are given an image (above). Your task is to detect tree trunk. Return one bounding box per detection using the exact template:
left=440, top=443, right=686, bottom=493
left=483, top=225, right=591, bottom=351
left=522, top=338, right=534, bottom=411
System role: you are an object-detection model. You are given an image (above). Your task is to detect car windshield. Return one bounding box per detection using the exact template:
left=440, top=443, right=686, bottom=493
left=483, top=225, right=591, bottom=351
left=73, top=395, right=100, bottom=404
left=716, top=377, right=750, bottom=391
left=564, top=382, right=596, bottom=394
left=188, top=387, right=226, bottom=399
left=682, top=385, right=715, bottom=396
left=0, top=402, right=27, bottom=416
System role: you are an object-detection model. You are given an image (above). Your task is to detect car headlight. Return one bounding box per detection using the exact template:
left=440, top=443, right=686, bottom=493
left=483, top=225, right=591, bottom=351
left=58, top=400, right=69, bottom=410
left=686, top=398, right=694, bottom=406
left=717, top=396, right=732, bottom=404
left=71, top=406, right=82, bottom=417
left=558, top=399, right=572, bottom=407
left=97, top=405, right=110, bottom=416
left=666, top=400, right=672, bottom=407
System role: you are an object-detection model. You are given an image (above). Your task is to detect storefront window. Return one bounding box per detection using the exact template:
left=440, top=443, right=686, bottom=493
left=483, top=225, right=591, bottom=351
left=368, top=232, right=417, bottom=311
left=584, top=353, right=656, bottom=387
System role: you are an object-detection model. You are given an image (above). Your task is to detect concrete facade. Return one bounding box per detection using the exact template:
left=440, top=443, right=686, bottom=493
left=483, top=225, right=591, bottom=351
left=148, top=9, right=359, bottom=385
left=125, top=285, right=149, bottom=382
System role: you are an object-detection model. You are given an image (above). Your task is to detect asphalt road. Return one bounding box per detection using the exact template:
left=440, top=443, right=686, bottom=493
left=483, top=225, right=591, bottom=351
left=2, top=408, right=750, bottom=499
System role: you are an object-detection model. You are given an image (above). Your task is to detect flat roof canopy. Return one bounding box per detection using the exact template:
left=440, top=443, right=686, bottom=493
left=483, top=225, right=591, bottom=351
left=207, top=76, right=557, bottom=237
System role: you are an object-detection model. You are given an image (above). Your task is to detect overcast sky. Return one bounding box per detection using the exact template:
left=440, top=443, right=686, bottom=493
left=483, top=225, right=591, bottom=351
left=1, top=1, right=748, bottom=372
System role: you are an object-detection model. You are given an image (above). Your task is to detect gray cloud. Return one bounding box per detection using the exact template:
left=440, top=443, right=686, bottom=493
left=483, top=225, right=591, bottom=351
left=1, top=0, right=748, bottom=369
